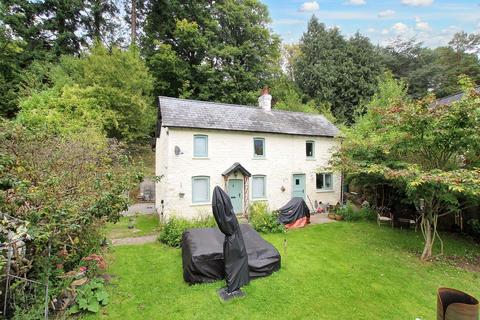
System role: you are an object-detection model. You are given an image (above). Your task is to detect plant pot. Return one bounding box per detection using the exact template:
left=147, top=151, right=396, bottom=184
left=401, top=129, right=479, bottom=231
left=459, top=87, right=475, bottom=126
left=328, top=213, right=335, bottom=220
left=335, top=214, right=344, bottom=221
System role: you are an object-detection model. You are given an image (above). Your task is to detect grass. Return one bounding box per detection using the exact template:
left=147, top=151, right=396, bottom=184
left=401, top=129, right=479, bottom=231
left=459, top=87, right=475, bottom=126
left=104, top=214, right=159, bottom=239
left=88, top=222, right=479, bottom=320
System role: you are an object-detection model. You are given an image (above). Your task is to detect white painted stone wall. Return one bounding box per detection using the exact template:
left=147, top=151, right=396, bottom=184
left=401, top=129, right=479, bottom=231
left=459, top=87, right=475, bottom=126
left=155, top=127, right=342, bottom=219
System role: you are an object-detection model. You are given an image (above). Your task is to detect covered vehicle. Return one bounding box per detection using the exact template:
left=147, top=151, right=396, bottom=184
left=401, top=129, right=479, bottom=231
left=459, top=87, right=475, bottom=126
left=277, top=197, right=311, bottom=229
left=182, top=224, right=281, bottom=284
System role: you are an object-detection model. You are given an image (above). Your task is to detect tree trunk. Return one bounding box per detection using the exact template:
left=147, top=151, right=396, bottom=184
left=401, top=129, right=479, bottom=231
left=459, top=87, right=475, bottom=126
left=131, top=0, right=137, bottom=45
left=421, top=214, right=433, bottom=260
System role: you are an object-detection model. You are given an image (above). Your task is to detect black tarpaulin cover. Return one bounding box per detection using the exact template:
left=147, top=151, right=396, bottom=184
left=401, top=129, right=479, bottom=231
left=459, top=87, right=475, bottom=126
left=211, top=186, right=249, bottom=292
left=277, top=197, right=310, bottom=227
left=182, top=224, right=281, bottom=284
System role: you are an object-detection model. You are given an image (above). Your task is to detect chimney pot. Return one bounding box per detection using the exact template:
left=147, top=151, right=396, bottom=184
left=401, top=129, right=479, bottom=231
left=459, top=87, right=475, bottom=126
left=258, top=86, right=272, bottom=111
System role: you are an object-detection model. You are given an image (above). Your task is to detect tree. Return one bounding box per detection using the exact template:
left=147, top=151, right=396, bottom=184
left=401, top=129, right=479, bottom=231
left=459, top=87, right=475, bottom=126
left=332, top=75, right=480, bottom=260
left=294, top=17, right=382, bottom=123
left=142, top=0, right=280, bottom=105
left=83, top=0, right=120, bottom=46
left=380, top=34, right=480, bottom=99
left=124, top=0, right=148, bottom=46
left=281, top=43, right=300, bottom=81
left=0, top=21, right=24, bottom=117
left=17, top=43, right=155, bottom=142
left=449, top=31, right=480, bottom=55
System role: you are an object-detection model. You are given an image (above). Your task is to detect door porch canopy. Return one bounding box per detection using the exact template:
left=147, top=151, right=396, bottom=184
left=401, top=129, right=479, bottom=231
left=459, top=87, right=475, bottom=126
left=222, top=162, right=251, bottom=217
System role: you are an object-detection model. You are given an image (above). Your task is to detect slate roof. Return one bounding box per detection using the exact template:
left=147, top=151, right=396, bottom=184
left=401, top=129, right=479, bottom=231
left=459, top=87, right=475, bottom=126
left=222, top=162, right=251, bottom=177
left=157, top=96, right=340, bottom=138
left=431, top=86, right=480, bottom=108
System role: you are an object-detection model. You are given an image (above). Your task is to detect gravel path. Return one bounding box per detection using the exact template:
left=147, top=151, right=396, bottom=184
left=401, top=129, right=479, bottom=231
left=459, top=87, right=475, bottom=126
left=121, top=202, right=156, bottom=216
left=111, top=235, right=158, bottom=246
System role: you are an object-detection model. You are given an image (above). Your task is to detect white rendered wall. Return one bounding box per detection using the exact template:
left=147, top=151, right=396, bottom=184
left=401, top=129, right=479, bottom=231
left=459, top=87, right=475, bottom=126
left=155, top=127, right=341, bottom=219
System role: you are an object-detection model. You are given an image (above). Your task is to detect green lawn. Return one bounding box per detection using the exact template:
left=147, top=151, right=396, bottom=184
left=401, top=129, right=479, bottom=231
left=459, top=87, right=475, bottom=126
left=90, top=222, right=479, bottom=320
left=104, top=214, right=159, bottom=239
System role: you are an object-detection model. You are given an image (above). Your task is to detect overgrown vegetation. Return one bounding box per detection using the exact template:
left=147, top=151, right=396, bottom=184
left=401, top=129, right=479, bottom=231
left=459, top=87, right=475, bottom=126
left=70, top=278, right=109, bottom=314
left=249, top=202, right=285, bottom=233
left=331, top=75, right=480, bottom=260
left=335, top=203, right=376, bottom=222
left=0, top=122, right=141, bottom=317
left=159, top=216, right=216, bottom=247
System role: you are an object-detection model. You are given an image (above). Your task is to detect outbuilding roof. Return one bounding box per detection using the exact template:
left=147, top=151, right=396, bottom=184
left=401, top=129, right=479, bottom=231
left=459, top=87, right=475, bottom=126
left=157, top=96, right=340, bottom=138
left=431, top=86, right=480, bottom=108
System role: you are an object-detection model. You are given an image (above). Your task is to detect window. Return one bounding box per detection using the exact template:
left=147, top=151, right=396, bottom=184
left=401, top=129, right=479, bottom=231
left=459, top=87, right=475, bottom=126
left=192, top=176, right=210, bottom=203
left=193, top=135, right=208, bottom=157
left=316, top=173, right=333, bottom=191
left=306, top=141, right=315, bottom=158
left=253, top=138, right=265, bottom=157
left=252, top=175, right=266, bottom=199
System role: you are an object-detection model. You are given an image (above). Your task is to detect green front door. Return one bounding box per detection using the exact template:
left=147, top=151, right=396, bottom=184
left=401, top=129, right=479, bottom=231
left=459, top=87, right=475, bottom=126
left=292, top=174, right=306, bottom=199
left=228, top=179, right=243, bottom=214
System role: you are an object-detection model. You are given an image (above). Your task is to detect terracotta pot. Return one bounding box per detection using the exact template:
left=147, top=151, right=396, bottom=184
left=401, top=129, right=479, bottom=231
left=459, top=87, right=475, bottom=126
left=437, top=287, right=478, bottom=320
left=335, top=214, right=344, bottom=221
left=328, top=213, right=335, bottom=219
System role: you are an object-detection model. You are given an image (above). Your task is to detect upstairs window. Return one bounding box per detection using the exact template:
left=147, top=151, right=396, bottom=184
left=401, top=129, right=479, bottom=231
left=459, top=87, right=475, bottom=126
left=192, top=176, right=210, bottom=203
left=193, top=135, right=208, bottom=157
left=252, top=175, right=266, bottom=199
left=253, top=138, right=265, bottom=158
left=306, top=141, right=315, bottom=158
left=316, top=173, right=333, bottom=191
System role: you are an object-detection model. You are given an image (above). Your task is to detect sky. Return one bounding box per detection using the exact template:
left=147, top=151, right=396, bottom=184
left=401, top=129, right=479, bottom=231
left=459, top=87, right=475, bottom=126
left=262, top=0, right=480, bottom=47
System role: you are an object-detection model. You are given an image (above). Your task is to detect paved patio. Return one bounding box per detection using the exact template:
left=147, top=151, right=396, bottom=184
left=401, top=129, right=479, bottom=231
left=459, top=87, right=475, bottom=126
left=121, top=202, right=156, bottom=216
left=309, top=213, right=337, bottom=225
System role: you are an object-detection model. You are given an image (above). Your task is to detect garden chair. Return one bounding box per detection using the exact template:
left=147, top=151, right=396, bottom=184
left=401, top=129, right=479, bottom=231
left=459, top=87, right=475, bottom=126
left=377, top=207, right=394, bottom=228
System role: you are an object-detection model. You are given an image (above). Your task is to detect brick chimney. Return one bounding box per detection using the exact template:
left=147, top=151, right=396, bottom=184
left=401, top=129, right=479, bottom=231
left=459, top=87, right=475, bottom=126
left=258, top=86, right=272, bottom=111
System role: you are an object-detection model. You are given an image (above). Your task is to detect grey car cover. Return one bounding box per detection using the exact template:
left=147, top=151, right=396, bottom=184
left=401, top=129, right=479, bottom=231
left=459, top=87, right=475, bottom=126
left=182, top=224, right=281, bottom=284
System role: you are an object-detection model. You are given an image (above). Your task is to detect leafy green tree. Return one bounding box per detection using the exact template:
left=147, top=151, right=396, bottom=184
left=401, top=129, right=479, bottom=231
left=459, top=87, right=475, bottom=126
left=281, top=43, right=301, bottom=81
left=294, top=17, right=382, bottom=123
left=380, top=35, right=480, bottom=99
left=17, top=43, right=155, bottom=142
left=332, top=76, right=480, bottom=260
left=0, top=21, right=24, bottom=117
left=142, top=0, right=280, bottom=105
left=433, top=46, right=480, bottom=97
left=448, top=31, right=480, bottom=55
left=83, top=0, right=120, bottom=45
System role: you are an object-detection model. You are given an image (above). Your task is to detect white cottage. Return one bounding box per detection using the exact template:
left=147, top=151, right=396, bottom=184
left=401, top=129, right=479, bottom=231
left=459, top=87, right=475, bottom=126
left=155, top=91, right=342, bottom=220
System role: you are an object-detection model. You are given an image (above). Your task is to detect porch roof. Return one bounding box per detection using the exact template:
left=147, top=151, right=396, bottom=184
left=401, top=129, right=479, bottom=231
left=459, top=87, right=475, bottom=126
left=222, top=162, right=251, bottom=177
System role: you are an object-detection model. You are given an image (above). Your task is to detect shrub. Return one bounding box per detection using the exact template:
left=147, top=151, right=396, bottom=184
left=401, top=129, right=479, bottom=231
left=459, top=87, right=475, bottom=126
left=69, top=278, right=109, bottom=314
left=467, top=219, right=480, bottom=238
left=0, top=122, right=140, bottom=317
left=359, top=207, right=377, bottom=221
left=249, top=202, right=285, bottom=233
left=336, top=202, right=376, bottom=222
left=159, top=216, right=216, bottom=247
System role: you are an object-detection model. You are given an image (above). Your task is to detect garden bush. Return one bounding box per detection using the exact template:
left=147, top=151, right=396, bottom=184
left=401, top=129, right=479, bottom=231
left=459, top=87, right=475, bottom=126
left=336, top=202, right=376, bottom=222
left=467, top=219, right=480, bottom=239
left=0, top=122, right=140, bottom=318
left=159, top=216, right=216, bottom=247
left=249, top=202, right=285, bottom=233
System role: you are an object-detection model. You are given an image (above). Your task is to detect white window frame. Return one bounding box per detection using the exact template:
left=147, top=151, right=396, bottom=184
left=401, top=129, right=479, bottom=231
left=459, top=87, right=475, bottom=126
left=191, top=176, right=210, bottom=203
left=193, top=135, right=208, bottom=158
left=306, top=140, right=315, bottom=159
left=316, top=172, right=333, bottom=191
left=252, top=175, right=267, bottom=199
left=253, top=137, right=265, bottom=158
